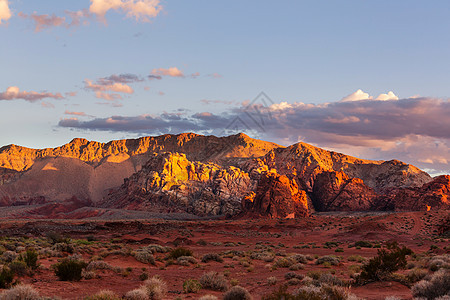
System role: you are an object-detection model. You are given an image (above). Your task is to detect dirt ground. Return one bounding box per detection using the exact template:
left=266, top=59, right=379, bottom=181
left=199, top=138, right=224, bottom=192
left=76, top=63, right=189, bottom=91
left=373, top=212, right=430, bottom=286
left=0, top=210, right=448, bottom=299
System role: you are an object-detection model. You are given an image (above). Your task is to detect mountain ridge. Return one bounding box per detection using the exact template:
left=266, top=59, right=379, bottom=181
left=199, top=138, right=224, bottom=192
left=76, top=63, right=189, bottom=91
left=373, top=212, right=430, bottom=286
left=0, top=133, right=447, bottom=219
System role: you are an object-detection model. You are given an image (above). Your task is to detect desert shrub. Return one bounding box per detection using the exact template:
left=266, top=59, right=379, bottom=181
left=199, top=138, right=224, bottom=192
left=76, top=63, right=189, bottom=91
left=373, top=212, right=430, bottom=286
left=8, top=260, right=28, bottom=277
left=273, top=257, right=296, bottom=268
left=86, top=290, right=121, bottom=300
left=354, top=241, right=373, bottom=248
left=250, top=251, right=275, bottom=262
left=183, top=279, right=202, bottom=293
left=82, top=270, right=96, bottom=279
left=200, top=271, right=229, bottom=291
left=2, top=251, right=17, bottom=263
left=317, top=273, right=346, bottom=286
left=52, top=242, right=74, bottom=254
left=124, top=288, right=147, bottom=300
left=290, top=254, right=308, bottom=264
left=427, top=255, right=450, bottom=271
left=348, top=255, right=365, bottom=263
left=407, top=267, right=428, bottom=283
left=53, top=258, right=87, bottom=281
left=167, top=247, right=193, bottom=260
left=316, top=255, right=340, bottom=266
left=358, top=242, right=413, bottom=282
left=202, top=253, right=224, bottom=263
left=86, top=260, right=114, bottom=271
left=411, top=269, right=450, bottom=299
left=138, top=244, right=171, bottom=255
left=289, top=263, right=304, bottom=271
left=142, top=276, right=167, bottom=300
left=384, top=297, right=401, bottom=300
left=18, top=248, right=39, bottom=270
left=0, top=284, right=41, bottom=300
left=267, top=276, right=277, bottom=286
left=0, top=266, right=15, bottom=289
left=307, top=270, right=323, bottom=280
left=46, top=232, right=70, bottom=244
left=134, top=250, right=155, bottom=265
left=284, top=272, right=304, bottom=280
left=177, top=256, right=197, bottom=266
left=223, top=286, right=252, bottom=300
left=139, top=272, right=149, bottom=281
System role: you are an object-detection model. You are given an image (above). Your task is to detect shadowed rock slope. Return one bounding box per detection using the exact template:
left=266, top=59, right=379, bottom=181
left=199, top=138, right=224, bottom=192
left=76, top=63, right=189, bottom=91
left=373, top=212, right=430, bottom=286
left=0, top=133, right=447, bottom=219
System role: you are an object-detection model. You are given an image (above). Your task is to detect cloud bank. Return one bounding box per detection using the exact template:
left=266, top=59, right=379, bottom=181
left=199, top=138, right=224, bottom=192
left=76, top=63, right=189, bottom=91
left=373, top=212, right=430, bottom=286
left=58, top=94, right=450, bottom=175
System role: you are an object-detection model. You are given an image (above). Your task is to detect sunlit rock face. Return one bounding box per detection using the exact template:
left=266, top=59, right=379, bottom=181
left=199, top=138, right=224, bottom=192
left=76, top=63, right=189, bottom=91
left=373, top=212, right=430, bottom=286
left=0, top=132, right=443, bottom=218
left=375, top=175, right=450, bottom=211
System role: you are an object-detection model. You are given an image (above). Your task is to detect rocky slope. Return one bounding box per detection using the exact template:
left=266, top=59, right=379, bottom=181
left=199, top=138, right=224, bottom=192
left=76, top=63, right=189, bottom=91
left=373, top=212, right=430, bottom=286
left=0, top=133, right=447, bottom=219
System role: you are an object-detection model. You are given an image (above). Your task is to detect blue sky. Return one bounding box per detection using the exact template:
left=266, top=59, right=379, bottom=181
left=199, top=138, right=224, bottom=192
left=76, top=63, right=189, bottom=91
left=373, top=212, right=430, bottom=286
left=1, top=1, right=450, bottom=175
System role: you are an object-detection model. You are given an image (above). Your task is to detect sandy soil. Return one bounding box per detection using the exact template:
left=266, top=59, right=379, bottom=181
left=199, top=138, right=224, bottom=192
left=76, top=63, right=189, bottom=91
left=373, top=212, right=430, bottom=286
left=0, top=210, right=448, bottom=299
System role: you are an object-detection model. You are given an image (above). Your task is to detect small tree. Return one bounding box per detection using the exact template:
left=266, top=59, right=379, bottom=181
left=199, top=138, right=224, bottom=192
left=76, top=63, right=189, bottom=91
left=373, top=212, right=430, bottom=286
left=358, top=242, right=412, bottom=283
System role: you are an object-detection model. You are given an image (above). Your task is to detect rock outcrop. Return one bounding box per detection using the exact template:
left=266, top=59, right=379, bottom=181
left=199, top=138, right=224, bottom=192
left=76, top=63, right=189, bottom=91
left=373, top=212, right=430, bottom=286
left=0, top=133, right=445, bottom=219
left=101, top=152, right=254, bottom=216
left=242, top=171, right=311, bottom=218
left=376, top=175, right=450, bottom=211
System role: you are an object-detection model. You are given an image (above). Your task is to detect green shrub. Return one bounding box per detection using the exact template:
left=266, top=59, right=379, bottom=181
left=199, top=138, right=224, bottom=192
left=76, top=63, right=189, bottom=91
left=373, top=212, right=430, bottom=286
left=0, top=266, right=15, bottom=289
left=183, top=279, right=202, bottom=293
left=18, top=248, right=39, bottom=270
left=358, top=241, right=413, bottom=283
left=355, top=241, right=373, bottom=248
left=315, top=255, right=340, bottom=266
left=53, top=258, right=87, bottom=281
left=167, top=247, right=193, bottom=260
left=9, top=260, right=28, bottom=277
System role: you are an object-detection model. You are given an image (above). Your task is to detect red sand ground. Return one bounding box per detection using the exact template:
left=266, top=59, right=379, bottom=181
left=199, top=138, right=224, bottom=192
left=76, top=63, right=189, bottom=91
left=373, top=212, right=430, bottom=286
left=0, top=210, right=448, bottom=299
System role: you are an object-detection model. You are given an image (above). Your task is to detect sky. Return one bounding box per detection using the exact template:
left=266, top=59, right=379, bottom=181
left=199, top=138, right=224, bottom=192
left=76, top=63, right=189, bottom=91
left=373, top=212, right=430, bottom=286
left=1, top=0, right=450, bottom=176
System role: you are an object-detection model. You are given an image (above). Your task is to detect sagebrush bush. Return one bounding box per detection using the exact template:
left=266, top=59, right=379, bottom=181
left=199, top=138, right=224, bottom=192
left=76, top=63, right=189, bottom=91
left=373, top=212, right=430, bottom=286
left=198, top=295, right=218, bottom=300
left=85, top=290, right=121, bottom=300
left=411, top=269, right=450, bottom=299
left=183, top=278, right=202, bottom=293
left=177, top=256, right=197, bottom=266
left=200, top=271, right=229, bottom=291
left=124, top=288, right=147, bottom=300
left=53, top=258, right=87, bottom=281
left=2, top=251, right=17, bottom=263
left=0, top=284, right=41, bottom=300
left=142, top=276, right=167, bottom=300
left=407, top=267, right=428, bottom=283
left=290, top=254, right=308, bottom=264
left=202, top=253, right=224, bottom=263
left=167, top=247, right=193, bottom=260
left=316, top=255, right=340, bottom=266
left=133, top=250, right=156, bottom=265
left=223, top=286, right=252, bottom=300
left=358, top=241, right=412, bottom=282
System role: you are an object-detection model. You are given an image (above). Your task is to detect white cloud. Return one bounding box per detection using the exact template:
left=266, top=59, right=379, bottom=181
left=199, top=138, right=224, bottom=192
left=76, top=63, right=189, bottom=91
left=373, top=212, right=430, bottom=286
left=0, top=0, right=11, bottom=24
left=341, top=89, right=372, bottom=102
left=375, top=91, right=399, bottom=101
left=89, top=0, right=162, bottom=23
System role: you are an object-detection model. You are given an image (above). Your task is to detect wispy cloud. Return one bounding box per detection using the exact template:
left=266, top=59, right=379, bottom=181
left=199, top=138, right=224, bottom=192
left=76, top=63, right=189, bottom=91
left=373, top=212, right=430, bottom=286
left=64, top=110, right=92, bottom=117
left=18, top=9, right=91, bottom=32
left=0, top=86, right=64, bottom=102
left=0, top=0, right=11, bottom=24
left=89, top=0, right=163, bottom=23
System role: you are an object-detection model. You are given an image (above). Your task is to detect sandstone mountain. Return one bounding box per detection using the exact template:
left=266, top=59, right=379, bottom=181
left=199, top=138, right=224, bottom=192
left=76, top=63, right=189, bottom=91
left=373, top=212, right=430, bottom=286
left=0, top=133, right=447, bottom=219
